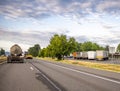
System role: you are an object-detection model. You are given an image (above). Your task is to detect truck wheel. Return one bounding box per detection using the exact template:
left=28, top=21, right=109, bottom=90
left=20, top=60, right=24, bottom=63
left=7, top=56, right=11, bottom=63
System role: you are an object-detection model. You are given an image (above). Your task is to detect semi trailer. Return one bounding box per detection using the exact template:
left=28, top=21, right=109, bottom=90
left=96, top=50, right=108, bottom=60
left=88, top=51, right=96, bottom=60
left=7, top=44, right=24, bottom=63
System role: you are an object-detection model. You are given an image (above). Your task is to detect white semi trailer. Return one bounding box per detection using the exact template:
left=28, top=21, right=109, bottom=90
left=96, top=50, right=108, bottom=60
left=88, top=51, right=96, bottom=60
left=82, top=52, right=88, bottom=59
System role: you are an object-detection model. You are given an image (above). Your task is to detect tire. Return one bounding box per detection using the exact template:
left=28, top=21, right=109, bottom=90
left=20, top=59, right=24, bottom=63
left=7, top=56, right=11, bottom=63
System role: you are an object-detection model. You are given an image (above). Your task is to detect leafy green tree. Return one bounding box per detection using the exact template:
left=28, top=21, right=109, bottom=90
left=48, top=34, right=78, bottom=60
left=81, top=41, right=93, bottom=51
left=34, top=44, right=41, bottom=56
left=39, top=48, right=46, bottom=57
left=75, top=42, right=82, bottom=52
left=92, top=43, right=103, bottom=51
left=46, top=45, right=55, bottom=58
left=49, top=34, right=68, bottom=60
left=38, top=34, right=106, bottom=60
left=117, top=44, right=120, bottom=52
left=68, top=37, right=77, bottom=53
left=28, top=44, right=41, bottom=57
left=0, top=48, right=5, bottom=56
left=80, top=41, right=104, bottom=51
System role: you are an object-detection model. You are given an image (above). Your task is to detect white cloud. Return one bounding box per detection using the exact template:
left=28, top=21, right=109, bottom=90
left=0, top=27, right=70, bottom=51
left=0, top=0, right=120, bottom=51
left=97, top=0, right=120, bottom=13
left=0, top=0, right=119, bottom=20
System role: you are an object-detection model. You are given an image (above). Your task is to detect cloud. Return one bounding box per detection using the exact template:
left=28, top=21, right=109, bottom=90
left=0, top=0, right=120, bottom=50
left=0, top=0, right=51, bottom=19
left=74, top=33, right=120, bottom=47
left=0, top=27, right=70, bottom=50
left=0, top=0, right=119, bottom=20
left=102, top=25, right=116, bottom=29
left=75, top=36, right=89, bottom=43
left=97, top=0, right=120, bottom=14
left=109, top=30, right=120, bottom=38
left=0, top=28, right=51, bottom=48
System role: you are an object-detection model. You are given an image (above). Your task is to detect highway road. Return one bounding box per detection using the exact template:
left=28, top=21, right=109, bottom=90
left=0, top=59, right=120, bottom=91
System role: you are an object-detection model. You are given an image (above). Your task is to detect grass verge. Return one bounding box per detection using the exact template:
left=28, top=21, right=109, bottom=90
left=37, top=57, right=120, bottom=73
left=0, top=56, right=7, bottom=63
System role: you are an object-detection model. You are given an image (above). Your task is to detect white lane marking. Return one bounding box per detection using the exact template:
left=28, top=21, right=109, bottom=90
left=44, top=61, right=120, bottom=85
left=32, top=63, right=62, bottom=91
left=30, top=67, right=34, bottom=71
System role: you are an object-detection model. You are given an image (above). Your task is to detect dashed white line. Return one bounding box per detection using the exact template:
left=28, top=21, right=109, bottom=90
left=30, top=67, right=34, bottom=71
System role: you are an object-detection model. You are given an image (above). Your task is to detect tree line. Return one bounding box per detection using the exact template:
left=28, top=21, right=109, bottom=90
left=39, top=34, right=105, bottom=60
left=0, top=48, right=5, bottom=56
left=28, top=34, right=120, bottom=60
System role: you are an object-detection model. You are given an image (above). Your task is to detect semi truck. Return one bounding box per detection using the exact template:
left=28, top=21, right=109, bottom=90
left=88, top=51, right=96, bottom=60
left=96, top=50, right=108, bottom=60
left=73, top=52, right=82, bottom=59
left=7, top=44, right=24, bottom=63
left=82, top=52, right=88, bottom=59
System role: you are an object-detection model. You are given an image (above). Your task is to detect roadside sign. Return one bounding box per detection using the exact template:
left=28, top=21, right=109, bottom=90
left=109, top=47, right=115, bottom=54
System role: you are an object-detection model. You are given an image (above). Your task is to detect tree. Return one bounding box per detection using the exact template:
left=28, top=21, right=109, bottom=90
left=75, top=42, right=82, bottom=52
left=28, top=44, right=41, bottom=57
left=80, top=41, right=105, bottom=51
left=34, top=44, right=41, bottom=56
left=117, top=44, right=120, bottom=52
left=68, top=37, right=77, bottom=53
left=48, top=34, right=78, bottom=60
left=49, top=34, right=68, bottom=60
left=81, top=41, right=93, bottom=51
left=0, top=48, right=5, bottom=56
left=39, top=48, right=46, bottom=57
left=38, top=34, right=106, bottom=60
left=92, top=43, right=103, bottom=51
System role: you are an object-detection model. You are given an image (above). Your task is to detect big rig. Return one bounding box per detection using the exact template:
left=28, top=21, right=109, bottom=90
left=96, top=50, right=109, bottom=60
left=7, top=44, right=24, bottom=63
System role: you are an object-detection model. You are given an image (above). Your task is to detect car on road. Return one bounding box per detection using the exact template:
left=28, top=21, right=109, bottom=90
left=25, top=54, right=33, bottom=59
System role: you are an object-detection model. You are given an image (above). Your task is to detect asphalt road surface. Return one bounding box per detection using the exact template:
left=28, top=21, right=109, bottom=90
left=0, top=59, right=120, bottom=91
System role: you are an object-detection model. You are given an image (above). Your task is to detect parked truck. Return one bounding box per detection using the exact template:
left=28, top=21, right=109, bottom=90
left=96, top=50, right=108, bottom=60
left=88, top=51, right=96, bottom=60
left=82, top=52, right=88, bottom=59
left=7, top=44, right=24, bottom=63
left=73, top=52, right=82, bottom=59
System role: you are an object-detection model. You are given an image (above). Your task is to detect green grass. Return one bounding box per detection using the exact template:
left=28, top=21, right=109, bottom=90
left=0, top=56, right=7, bottom=63
left=37, top=57, right=120, bottom=73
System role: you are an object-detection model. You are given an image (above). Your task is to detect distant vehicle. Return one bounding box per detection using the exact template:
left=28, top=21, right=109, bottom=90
left=25, top=54, right=33, bottom=59
left=73, top=52, right=82, bottom=59
left=73, top=52, right=77, bottom=59
left=7, top=44, right=24, bottom=63
left=82, top=52, right=88, bottom=59
left=96, top=50, right=108, bottom=60
left=88, top=51, right=96, bottom=60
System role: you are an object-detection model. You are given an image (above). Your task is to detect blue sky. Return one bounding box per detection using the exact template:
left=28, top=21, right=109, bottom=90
left=0, top=0, right=120, bottom=51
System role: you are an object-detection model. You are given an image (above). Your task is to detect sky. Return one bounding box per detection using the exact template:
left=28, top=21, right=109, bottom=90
left=0, top=0, right=120, bottom=52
